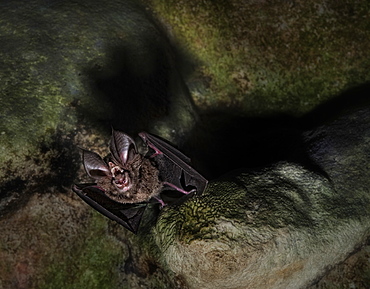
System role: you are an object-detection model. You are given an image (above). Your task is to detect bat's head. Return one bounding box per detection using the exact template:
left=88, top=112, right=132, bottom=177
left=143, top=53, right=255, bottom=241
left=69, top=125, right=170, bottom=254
left=82, top=130, right=142, bottom=198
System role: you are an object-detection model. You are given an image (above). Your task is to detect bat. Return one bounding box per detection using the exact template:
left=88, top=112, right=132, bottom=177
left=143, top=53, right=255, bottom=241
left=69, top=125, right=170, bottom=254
left=73, top=130, right=208, bottom=233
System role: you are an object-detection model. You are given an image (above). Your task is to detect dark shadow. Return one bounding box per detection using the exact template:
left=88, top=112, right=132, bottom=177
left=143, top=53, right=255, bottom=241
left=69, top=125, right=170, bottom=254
left=76, top=6, right=199, bottom=136
left=0, top=130, right=80, bottom=217
left=184, top=82, right=370, bottom=179
left=79, top=45, right=172, bottom=135
left=302, top=82, right=370, bottom=129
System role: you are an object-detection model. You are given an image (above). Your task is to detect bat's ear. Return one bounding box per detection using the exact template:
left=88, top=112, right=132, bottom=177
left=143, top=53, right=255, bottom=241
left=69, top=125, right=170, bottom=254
left=82, top=149, right=111, bottom=179
left=110, top=130, right=137, bottom=166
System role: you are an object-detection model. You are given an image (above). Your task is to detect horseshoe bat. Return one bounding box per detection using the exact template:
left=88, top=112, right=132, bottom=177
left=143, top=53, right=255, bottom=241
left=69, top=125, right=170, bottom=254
left=73, top=130, right=208, bottom=233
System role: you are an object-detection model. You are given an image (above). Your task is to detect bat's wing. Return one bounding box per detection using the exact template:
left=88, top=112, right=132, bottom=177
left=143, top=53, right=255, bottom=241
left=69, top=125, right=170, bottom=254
left=72, top=183, right=147, bottom=233
left=139, top=132, right=208, bottom=197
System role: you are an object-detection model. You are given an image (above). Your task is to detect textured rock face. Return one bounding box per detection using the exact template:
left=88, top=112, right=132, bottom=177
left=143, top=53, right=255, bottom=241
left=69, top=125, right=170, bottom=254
left=146, top=0, right=370, bottom=116
left=1, top=0, right=370, bottom=288
left=155, top=107, right=370, bottom=287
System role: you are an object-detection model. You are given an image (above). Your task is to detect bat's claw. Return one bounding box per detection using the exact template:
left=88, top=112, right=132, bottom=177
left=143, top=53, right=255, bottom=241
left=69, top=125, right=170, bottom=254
left=163, top=182, right=197, bottom=195
left=139, top=132, right=163, bottom=158
left=188, top=188, right=197, bottom=194
left=154, top=196, right=166, bottom=208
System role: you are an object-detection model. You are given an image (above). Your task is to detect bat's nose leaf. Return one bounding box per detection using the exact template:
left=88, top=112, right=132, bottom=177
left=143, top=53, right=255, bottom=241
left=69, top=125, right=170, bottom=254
left=72, top=184, right=147, bottom=233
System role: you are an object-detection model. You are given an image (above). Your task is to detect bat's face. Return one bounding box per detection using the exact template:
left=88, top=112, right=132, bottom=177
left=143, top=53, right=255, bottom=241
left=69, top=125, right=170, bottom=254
left=108, top=161, right=133, bottom=193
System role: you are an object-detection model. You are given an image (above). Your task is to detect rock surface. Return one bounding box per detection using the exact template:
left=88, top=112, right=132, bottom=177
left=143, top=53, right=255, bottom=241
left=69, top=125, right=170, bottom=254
left=0, top=0, right=369, bottom=288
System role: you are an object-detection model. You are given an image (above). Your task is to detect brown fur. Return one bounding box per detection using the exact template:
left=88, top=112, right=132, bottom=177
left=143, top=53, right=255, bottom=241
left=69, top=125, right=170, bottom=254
left=97, top=155, right=162, bottom=204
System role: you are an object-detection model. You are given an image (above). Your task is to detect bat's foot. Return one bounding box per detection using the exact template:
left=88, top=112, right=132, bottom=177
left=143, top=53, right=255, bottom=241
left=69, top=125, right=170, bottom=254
left=163, top=182, right=196, bottom=195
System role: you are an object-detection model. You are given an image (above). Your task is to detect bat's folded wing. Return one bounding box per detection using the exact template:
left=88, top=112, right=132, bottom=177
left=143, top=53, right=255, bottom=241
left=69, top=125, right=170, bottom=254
left=139, top=132, right=208, bottom=195
left=72, top=183, right=147, bottom=233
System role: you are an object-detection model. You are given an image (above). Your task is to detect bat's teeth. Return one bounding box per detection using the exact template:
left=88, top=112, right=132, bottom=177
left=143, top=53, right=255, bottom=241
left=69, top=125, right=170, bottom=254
left=114, top=176, right=130, bottom=188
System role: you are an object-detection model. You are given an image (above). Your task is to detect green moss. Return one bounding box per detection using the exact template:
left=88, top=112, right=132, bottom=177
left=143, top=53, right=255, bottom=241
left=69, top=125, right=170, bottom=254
left=37, top=212, right=123, bottom=289
left=147, top=0, right=370, bottom=116
left=155, top=180, right=248, bottom=245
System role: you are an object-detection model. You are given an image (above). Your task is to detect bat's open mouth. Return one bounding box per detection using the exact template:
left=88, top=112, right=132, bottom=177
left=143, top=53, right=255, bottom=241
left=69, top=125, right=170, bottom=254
left=114, top=176, right=130, bottom=188
left=112, top=168, right=132, bottom=192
